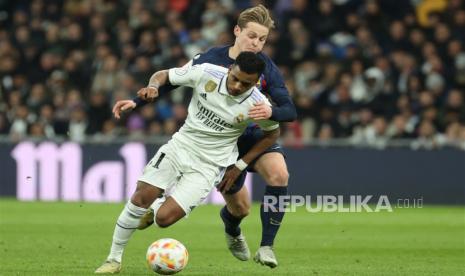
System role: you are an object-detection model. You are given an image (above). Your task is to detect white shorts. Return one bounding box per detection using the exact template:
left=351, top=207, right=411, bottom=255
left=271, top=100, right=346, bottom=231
left=138, top=140, right=226, bottom=215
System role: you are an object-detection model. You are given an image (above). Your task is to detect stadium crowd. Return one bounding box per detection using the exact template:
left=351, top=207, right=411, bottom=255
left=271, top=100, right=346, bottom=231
left=0, top=0, right=464, bottom=149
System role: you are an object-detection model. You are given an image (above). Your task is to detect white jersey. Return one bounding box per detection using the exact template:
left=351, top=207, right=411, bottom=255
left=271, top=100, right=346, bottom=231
left=167, top=63, right=279, bottom=167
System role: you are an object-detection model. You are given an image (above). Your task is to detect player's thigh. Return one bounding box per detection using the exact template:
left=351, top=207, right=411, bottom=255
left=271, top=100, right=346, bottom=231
left=170, top=166, right=224, bottom=216
left=253, top=152, right=289, bottom=186
left=222, top=185, right=251, bottom=218
left=156, top=196, right=186, bottom=227
left=139, top=144, right=180, bottom=191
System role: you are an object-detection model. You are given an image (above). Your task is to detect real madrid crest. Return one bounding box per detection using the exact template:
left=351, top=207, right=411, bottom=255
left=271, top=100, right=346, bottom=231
left=234, top=113, right=245, bottom=123
left=204, top=80, right=217, bottom=92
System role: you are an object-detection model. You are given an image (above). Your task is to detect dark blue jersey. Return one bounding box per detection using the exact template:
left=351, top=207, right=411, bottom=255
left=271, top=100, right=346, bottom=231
left=134, top=46, right=297, bottom=122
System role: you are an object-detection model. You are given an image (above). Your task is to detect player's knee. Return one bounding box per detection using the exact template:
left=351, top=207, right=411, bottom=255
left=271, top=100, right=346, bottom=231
left=131, top=181, right=160, bottom=208
left=155, top=213, right=174, bottom=228
left=266, top=168, right=289, bottom=186
left=130, top=193, right=150, bottom=209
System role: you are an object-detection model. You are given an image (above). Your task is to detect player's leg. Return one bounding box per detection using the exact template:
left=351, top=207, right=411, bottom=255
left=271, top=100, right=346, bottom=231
left=253, top=151, right=288, bottom=268
left=96, top=145, right=178, bottom=274
left=217, top=127, right=256, bottom=261
left=221, top=182, right=251, bottom=260
left=152, top=157, right=226, bottom=229
left=95, top=181, right=163, bottom=274
left=153, top=196, right=186, bottom=227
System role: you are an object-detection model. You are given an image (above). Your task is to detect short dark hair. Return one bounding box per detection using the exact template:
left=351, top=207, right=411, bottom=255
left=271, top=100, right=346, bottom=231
left=234, top=51, right=265, bottom=76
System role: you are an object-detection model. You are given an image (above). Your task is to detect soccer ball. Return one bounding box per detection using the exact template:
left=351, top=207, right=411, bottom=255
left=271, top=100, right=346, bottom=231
left=146, top=238, right=188, bottom=275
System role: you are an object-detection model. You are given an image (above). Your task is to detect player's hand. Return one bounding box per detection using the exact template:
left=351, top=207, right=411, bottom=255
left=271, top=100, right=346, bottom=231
left=248, top=101, right=272, bottom=120
left=217, top=165, right=242, bottom=193
left=112, top=100, right=136, bottom=119
left=137, top=87, right=159, bottom=102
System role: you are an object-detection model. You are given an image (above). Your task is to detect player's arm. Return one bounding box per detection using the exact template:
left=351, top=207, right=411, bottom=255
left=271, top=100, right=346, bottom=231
left=248, top=66, right=297, bottom=122
left=217, top=124, right=280, bottom=193
left=131, top=60, right=194, bottom=108
left=132, top=52, right=213, bottom=108
left=113, top=69, right=169, bottom=119
left=132, top=83, right=179, bottom=108
left=137, top=70, right=170, bottom=102
left=269, top=88, right=297, bottom=122
left=138, top=63, right=203, bottom=101
left=114, top=64, right=203, bottom=119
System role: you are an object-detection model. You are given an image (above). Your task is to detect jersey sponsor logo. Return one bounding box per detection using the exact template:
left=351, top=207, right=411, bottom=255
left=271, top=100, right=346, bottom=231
left=200, top=93, right=207, bottom=100
left=196, top=101, right=233, bottom=132
left=204, top=80, right=217, bottom=92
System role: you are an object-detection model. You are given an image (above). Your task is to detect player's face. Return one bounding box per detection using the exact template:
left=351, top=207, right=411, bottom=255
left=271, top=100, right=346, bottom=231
left=234, top=22, right=269, bottom=53
left=226, top=65, right=259, bottom=96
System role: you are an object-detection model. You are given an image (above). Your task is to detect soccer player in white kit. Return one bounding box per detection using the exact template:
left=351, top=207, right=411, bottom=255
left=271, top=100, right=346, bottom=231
left=95, top=52, right=280, bottom=274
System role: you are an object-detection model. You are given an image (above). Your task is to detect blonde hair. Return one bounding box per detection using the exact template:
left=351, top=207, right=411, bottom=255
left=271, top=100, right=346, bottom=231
left=237, top=4, right=275, bottom=29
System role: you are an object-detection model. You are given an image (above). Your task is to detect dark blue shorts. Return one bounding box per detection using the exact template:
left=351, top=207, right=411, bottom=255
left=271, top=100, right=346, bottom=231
left=225, top=126, right=285, bottom=195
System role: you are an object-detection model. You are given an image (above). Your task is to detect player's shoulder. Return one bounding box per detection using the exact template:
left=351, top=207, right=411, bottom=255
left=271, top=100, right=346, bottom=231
left=257, top=52, right=281, bottom=76
left=246, top=87, right=270, bottom=105
left=195, top=63, right=227, bottom=80
left=205, top=45, right=229, bottom=56
left=193, top=46, right=229, bottom=65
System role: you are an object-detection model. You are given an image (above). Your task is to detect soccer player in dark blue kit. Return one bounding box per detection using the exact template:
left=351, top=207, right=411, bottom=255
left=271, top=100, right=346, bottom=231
left=115, top=5, right=296, bottom=268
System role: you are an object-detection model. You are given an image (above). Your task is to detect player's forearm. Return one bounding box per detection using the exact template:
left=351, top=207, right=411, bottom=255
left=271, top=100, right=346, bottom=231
left=271, top=105, right=297, bottom=122
left=270, top=95, right=297, bottom=122
left=147, top=70, right=169, bottom=89
left=132, top=70, right=170, bottom=108
left=240, top=128, right=280, bottom=165
left=132, top=83, right=180, bottom=108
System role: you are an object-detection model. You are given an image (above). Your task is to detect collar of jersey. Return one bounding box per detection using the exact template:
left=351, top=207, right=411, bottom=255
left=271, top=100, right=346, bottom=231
left=217, top=75, right=254, bottom=103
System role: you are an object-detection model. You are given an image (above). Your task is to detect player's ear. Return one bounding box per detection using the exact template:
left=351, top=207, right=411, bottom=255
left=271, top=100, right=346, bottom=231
left=233, top=25, right=241, bottom=36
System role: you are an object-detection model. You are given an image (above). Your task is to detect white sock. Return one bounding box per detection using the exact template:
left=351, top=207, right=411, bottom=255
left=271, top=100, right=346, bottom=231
left=150, top=197, right=166, bottom=227
left=107, top=201, right=147, bottom=263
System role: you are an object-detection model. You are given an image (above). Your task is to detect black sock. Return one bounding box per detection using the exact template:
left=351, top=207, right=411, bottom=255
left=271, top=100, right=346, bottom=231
left=220, top=206, right=242, bottom=237
left=260, top=186, right=288, bottom=246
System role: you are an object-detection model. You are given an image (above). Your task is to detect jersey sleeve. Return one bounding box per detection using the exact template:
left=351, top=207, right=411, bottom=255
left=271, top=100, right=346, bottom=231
left=263, top=58, right=297, bottom=122
left=168, top=64, right=204, bottom=88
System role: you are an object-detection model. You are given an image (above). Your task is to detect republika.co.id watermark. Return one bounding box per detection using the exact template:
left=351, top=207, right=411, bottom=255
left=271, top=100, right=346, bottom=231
left=263, top=195, right=424, bottom=213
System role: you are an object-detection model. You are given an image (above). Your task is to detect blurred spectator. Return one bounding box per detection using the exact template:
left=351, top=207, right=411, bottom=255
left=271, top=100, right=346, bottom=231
left=9, top=105, right=31, bottom=141
left=68, top=107, right=87, bottom=143
left=351, top=116, right=389, bottom=149
left=411, top=119, right=441, bottom=150
left=0, top=113, right=10, bottom=135
left=86, top=91, right=112, bottom=135
left=387, top=114, right=413, bottom=139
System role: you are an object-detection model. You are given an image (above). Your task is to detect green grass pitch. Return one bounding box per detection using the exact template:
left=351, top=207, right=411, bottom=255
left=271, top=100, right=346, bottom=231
left=0, top=199, right=464, bottom=275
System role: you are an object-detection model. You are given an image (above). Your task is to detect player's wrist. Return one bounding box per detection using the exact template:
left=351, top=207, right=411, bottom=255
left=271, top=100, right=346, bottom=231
left=132, top=97, right=145, bottom=107
left=234, top=159, right=248, bottom=171
left=148, top=83, right=160, bottom=89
